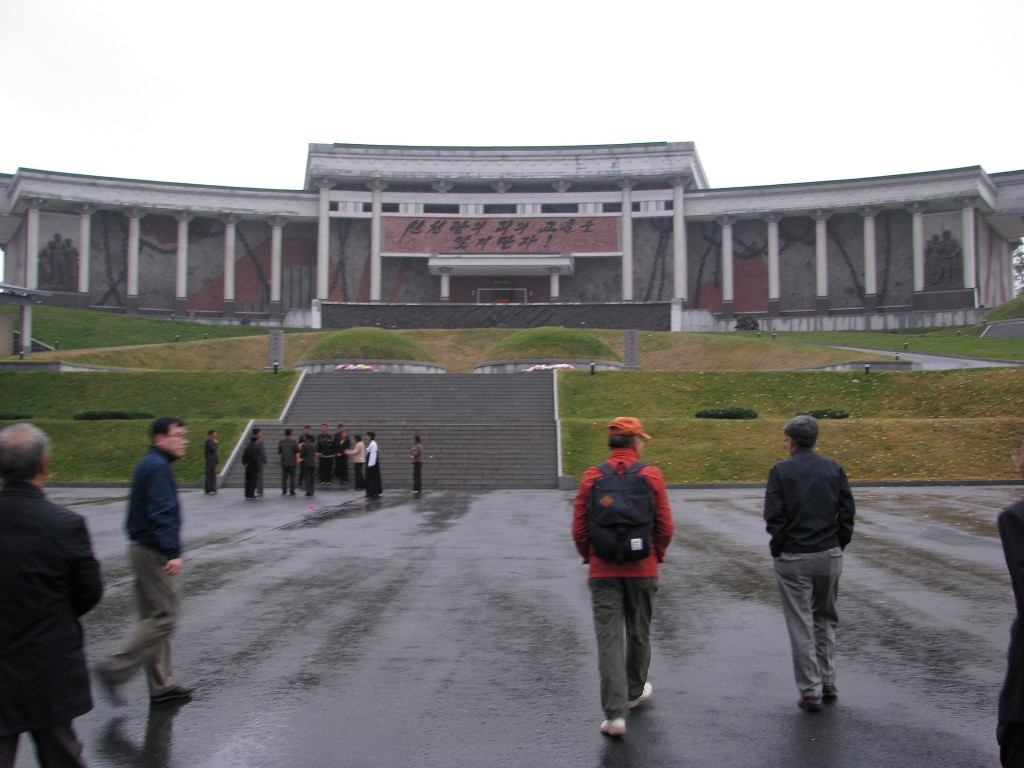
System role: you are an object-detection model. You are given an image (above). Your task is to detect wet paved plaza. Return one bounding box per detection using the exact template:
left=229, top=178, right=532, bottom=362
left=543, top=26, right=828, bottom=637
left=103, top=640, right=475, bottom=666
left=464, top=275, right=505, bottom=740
left=13, top=483, right=1021, bottom=768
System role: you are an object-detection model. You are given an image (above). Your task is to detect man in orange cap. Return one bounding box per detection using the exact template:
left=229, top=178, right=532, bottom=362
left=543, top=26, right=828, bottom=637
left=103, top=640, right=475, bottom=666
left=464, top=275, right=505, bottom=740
left=572, top=416, right=675, bottom=738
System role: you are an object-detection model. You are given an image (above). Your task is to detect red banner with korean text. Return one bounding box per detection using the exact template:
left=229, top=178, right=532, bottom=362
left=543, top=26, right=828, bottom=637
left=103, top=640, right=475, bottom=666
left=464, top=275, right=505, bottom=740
left=384, top=217, right=619, bottom=254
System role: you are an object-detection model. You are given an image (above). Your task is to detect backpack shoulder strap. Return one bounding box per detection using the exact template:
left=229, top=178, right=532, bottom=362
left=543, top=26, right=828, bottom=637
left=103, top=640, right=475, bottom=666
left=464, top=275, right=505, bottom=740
left=595, top=461, right=614, bottom=476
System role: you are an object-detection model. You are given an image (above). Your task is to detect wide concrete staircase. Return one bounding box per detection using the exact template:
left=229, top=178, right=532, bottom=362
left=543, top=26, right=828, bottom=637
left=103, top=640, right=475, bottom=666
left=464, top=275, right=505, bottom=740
left=219, top=373, right=560, bottom=491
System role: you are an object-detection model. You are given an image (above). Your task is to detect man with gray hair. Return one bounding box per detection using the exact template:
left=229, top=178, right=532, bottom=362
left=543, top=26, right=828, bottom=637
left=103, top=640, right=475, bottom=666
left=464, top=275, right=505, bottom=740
left=0, top=424, right=102, bottom=767
left=763, top=414, right=855, bottom=713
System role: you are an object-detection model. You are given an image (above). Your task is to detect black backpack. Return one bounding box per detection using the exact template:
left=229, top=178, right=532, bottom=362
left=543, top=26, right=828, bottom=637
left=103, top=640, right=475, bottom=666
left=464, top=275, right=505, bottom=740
left=588, top=461, right=655, bottom=564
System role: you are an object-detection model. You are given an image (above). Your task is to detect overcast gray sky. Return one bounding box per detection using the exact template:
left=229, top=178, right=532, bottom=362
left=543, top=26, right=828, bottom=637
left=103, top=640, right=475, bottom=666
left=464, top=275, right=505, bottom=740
left=1, top=1, right=1021, bottom=192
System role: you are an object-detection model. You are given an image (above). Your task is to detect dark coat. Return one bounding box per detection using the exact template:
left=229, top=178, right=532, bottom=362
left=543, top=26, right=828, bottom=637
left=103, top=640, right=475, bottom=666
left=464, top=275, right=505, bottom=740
left=1000, top=499, right=1024, bottom=723
left=763, top=447, right=855, bottom=558
left=0, top=482, right=102, bottom=736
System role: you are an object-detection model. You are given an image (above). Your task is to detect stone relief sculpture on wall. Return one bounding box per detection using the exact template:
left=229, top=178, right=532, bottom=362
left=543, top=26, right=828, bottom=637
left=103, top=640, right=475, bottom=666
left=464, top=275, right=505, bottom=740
left=925, top=230, right=962, bottom=287
left=38, top=233, right=78, bottom=291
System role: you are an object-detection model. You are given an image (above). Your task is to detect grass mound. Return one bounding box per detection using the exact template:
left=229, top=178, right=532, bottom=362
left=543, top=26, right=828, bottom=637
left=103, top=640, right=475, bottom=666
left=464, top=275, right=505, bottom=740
left=984, top=296, right=1024, bottom=323
left=301, top=327, right=437, bottom=362
left=484, top=327, right=620, bottom=362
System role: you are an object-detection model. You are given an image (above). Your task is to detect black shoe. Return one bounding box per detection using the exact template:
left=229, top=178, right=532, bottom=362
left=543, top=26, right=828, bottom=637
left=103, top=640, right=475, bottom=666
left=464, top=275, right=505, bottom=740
left=822, top=683, right=838, bottom=701
left=290, top=491, right=296, bottom=496
left=798, top=695, right=822, bottom=712
left=150, top=685, right=193, bottom=705
left=94, top=664, right=125, bottom=707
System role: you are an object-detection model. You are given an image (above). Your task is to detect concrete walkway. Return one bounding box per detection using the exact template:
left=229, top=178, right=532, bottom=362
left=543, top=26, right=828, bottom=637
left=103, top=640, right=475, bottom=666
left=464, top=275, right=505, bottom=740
left=827, top=344, right=1023, bottom=370
left=15, top=483, right=1018, bottom=768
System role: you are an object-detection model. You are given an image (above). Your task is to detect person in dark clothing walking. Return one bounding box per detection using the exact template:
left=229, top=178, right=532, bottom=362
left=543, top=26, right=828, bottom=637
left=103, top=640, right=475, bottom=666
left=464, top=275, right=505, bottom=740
left=316, top=424, right=334, bottom=486
left=763, top=414, right=855, bottom=714
left=278, top=429, right=299, bottom=496
left=410, top=435, right=423, bottom=493
left=203, top=429, right=218, bottom=494
left=298, top=433, right=318, bottom=497
left=242, top=435, right=261, bottom=500
left=998, top=441, right=1024, bottom=767
left=0, top=423, right=102, bottom=768
left=96, top=416, right=193, bottom=708
left=334, top=424, right=351, bottom=486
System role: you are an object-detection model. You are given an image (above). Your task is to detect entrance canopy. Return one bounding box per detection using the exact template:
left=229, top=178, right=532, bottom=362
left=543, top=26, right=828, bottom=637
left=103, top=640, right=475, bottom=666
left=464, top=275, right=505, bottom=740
left=426, top=254, right=574, bottom=277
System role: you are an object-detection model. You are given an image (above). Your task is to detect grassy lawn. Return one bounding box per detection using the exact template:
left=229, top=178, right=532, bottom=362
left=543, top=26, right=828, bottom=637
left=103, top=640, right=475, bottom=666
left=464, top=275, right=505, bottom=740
left=0, top=371, right=297, bottom=482
left=3, top=305, right=1024, bottom=483
left=0, top=304, right=283, bottom=350
left=558, top=368, right=1024, bottom=483
left=785, top=327, right=1024, bottom=360
left=561, top=417, right=1023, bottom=483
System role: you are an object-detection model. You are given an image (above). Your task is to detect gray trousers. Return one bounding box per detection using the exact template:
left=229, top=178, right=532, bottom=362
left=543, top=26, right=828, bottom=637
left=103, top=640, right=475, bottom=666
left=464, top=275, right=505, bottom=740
left=589, top=577, right=658, bottom=720
left=773, top=547, right=843, bottom=698
left=104, top=544, right=181, bottom=696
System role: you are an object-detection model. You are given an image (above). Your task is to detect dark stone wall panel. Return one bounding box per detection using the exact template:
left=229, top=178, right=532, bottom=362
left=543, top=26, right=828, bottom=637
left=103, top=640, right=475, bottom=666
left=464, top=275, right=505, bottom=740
left=321, top=302, right=671, bottom=331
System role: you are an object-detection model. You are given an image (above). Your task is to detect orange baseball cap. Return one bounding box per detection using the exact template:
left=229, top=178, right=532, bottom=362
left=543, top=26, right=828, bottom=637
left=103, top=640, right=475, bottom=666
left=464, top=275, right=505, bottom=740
left=607, top=417, right=651, bottom=439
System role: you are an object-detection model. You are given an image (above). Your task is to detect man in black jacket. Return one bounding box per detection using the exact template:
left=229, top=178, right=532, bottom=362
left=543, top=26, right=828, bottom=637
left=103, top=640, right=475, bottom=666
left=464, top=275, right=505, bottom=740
left=998, top=442, right=1024, bottom=767
left=0, top=423, right=102, bottom=768
left=763, top=414, right=855, bottom=713
left=203, top=429, right=218, bottom=494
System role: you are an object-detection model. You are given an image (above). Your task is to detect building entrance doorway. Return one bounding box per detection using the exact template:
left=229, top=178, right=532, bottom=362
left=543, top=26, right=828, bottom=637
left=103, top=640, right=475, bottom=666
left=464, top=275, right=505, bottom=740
left=477, top=288, right=528, bottom=304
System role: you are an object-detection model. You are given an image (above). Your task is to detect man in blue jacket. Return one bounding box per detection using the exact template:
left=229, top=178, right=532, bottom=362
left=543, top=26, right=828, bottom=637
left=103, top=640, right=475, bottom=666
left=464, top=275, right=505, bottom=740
left=763, top=414, right=855, bottom=713
left=96, top=417, right=193, bottom=707
left=0, top=423, right=102, bottom=767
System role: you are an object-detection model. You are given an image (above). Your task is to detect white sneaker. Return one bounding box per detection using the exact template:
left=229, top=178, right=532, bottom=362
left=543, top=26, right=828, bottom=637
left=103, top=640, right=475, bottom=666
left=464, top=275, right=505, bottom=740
left=600, top=718, right=626, bottom=737
left=629, top=682, right=653, bottom=709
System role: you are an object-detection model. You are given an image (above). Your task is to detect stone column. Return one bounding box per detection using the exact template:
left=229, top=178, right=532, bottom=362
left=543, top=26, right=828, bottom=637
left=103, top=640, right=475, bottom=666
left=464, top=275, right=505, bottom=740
left=316, top=180, right=331, bottom=302
left=370, top=181, right=386, bottom=302
left=911, top=204, right=925, bottom=293
left=766, top=214, right=781, bottom=315
left=813, top=211, right=830, bottom=313
left=25, top=203, right=41, bottom=290
left=548, top=266, right=561, bottom=301
left=174, top=212, right=192, bottom=316
left=21, top=202, right=42, bottom=353
left=269, top=217, right=285, bottom=320
left=961, top=201, right=977, bottom=295
left=222, top=215, right=237, bottom=317
left=720, top=217, right=734, bottom=318
left=672, top=181, right=688, bottom=304
left=620, top=180, right=634, bottom=301
left=439, top=268, right=451, bottom=302
left=126, top=208, right=142, bottom=314
left=861, top=208, right=878, bottom=312
left=77, top=205, right=93, bottom=302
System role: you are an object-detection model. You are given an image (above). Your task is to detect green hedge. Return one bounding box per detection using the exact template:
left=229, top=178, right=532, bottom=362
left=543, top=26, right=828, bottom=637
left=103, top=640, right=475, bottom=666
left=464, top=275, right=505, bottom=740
left=694, top=407, right=758, bottom=420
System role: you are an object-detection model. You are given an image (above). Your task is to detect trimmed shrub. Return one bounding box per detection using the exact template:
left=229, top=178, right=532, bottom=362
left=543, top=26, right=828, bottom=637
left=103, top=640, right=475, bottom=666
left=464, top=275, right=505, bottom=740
left=303, top=327, right=436, bottom=362
left=0, top=413, right=32, bottom=420
left=73, top=410, right=155, bottom=421
left=486, top=327, right=619, bottom=362
left=800, top=409, right=850, bottom=420
left=695, top=407, right=758, bottom=420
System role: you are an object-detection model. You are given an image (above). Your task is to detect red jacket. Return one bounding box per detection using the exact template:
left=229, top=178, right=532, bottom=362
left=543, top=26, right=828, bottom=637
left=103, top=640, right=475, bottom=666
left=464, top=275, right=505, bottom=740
left=572, top=447, right=675, bottom=578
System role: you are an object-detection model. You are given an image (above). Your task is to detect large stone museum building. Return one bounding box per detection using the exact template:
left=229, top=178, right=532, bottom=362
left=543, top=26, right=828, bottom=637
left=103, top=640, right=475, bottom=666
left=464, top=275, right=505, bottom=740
left=1, top=142, right=1022, bottom=332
